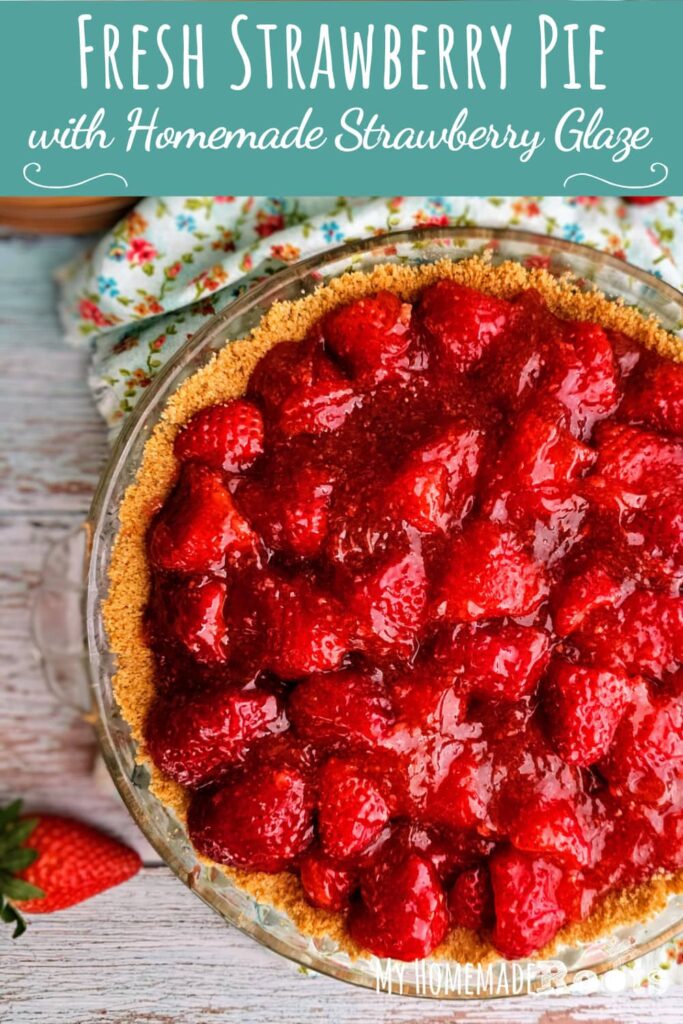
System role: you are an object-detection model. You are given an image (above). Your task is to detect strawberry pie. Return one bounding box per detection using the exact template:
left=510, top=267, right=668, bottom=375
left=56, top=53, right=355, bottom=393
left=106, top=257, right=683, bottom=963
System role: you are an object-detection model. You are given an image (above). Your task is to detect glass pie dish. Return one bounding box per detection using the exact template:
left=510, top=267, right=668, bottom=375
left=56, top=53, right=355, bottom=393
left=33, top=227, right=683, bottom=998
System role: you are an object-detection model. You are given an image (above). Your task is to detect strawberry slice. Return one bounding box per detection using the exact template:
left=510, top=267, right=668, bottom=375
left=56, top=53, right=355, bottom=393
left=435, top=520, right=548, bottom=622
left=261, top=574, right=351, bottom=679
left=278, top=381, right=363, bottom=437
left=238, top=464, right=334, bottom=559
left=490, top=848, right=566, bottom=959
left=601, top=685, right=683, bottom=806
left=550, top=565, right=624, bottom=637
left=246, top=337, right=343, bottom=418
left=149, top=463, right=257, bottom=573
left=390, top=422, right=485, bottom=532
left=288, top=669, right=393, bottom=749
left=544, top=662, right=631, bottom=767
left=318, top=758, right=390, bottom=861
left=299, top=847, right=357, bottom=911
left=350, top=546, right=428, bottom=659
left=435, top=622, right=550, bottom=702
left=508, top=798, right=595, bottom=868
left=159, top=576, right=228, bottom=664
left=349, top=851, right=449, bottom=960
left=417, top=279, right=512, bottom=373
left=548, top=321, right=619, bottom=438
left=593, top=422, right=683, bottom=499
left=387, top=460, right=449, bottom=533
left=323, top=291, right=413, bottom=382
left=188, top=766, right=314, bottom=872
left=145, top=683, right=287, bottom=787
left=174, top=399, right=264, bottom=473
left=573, top=589, right=683, bottom=680
left=449, top=864, right=494, bottom=931
left=484, top=404, right=596, bottom=522
left=621, top=358, right=683, bottom=437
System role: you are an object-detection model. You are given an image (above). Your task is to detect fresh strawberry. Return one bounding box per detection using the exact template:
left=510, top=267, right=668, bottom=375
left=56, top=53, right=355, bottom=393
left=349, top=546, right=428, bottom=659
left=149, top=463, right=257, bottom=573
left=188, top=766, right=314, bottom=872
left=640, top=494, right=683, bottom=586
left=0, top=802, right=141, bottom=934
left=349, top=851, right=449, bottom=960
left=592, top=801, right=660, bottom=892
left=247, top=731, right=323, bottom=777
left=486, top=718, right=584, bottom=836
left=388, top=669, right=466, bottom=736
left=322, top=291, right=413, bottom=382
left=607, top=329, right=643, bottom=380
left=385, top=421, right=485, bottom=534
left=478, top=290, right=552, bottom=409
left=299, top=847, right=357, bottom=911
left=484, top=405, right=596, bottom=522
left=145, top=683, right=287, bottom=787
left=621, top=358, right=683, bottom=437
left=544, top=661, right=631, bottom=767
left=489, top=848, right=566, bottom=959
left=278, top=381, right=363, bottom=437
left=288, top=670, right=393, bottom=749
left=449, top=864, right=494, bottom=931
left=573, top=589, right=683, bottom=680
left=417, top=279, right=512, bottom=373
left=548, top=321, right=619, bottom=438
left=435, top=622, right=550, bottom=702
left=387, top=460, right=449, bottom=534
left=388, top=822, right=495, bottom=884
left=414, top=421, right=485, bottom=522
left=246, top=337, right=343, bottom=418
left=325, top=486, right=399, bottom=576
left=434, top=520, right=548, bottom=622
left=424, top=745, right=493, bottom=831
left=550, top=565, right=623, bottom=636
left=593, top=422, right=683, bottom=498
left=318, top=758, right=390, bottom=861
left=601, top=686, right=683, bottom=806
left=508, top=798, right=594, bottom=868
left=260, top=573, right=351, bottom=679
left=174, top=399, right=264, bottom=473
left=157, top=576, right=229, bottom=663
left=238, top=464, right=334, bottom=559
left=556, top=869, right=601, bottom=924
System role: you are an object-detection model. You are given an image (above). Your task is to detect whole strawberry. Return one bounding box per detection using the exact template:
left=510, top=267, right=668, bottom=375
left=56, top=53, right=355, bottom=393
left=0, top=801, right=141, bottom=936
left=174, top=399, right=264, bottom=474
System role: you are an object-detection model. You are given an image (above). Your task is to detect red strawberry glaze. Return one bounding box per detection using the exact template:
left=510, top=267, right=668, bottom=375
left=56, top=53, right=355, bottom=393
left=144, top=280, right=683, bottom=962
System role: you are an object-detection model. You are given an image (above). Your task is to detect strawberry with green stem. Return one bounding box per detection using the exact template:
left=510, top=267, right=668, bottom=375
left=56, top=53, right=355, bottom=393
left=0, top=801, right=43, bottom=937
left=0, top=800, right=141, bottom=938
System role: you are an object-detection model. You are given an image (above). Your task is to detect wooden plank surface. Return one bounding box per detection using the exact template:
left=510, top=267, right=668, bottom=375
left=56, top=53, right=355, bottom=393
left=1, top=231, right=681, bottom=1023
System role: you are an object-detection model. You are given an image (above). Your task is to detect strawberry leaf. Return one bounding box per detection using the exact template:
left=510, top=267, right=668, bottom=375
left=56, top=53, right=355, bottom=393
left=0, top=800, right=44, bottom=933
left=0, top=872, right=44, bottom=902
left=0, top=895, right=28, bottom=939
left=1, top=848, right=38, bottom=872
left=0, top=800, right=23, bottom=827
left=0, top=817, right=39, bottom=856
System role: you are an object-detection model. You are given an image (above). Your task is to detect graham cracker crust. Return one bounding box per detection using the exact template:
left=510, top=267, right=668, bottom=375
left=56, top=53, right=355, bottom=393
left=103, top=255, right=683, bottom=963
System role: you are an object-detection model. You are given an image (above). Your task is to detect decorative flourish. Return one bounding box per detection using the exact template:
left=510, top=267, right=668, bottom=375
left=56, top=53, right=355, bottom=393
left=563, top=162, right=669, bottom=191
left=22, top=162, right=129, bottom=190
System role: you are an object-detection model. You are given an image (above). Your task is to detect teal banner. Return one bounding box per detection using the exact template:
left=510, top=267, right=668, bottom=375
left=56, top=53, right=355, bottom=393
left=0, top=1, right=680, bottom=195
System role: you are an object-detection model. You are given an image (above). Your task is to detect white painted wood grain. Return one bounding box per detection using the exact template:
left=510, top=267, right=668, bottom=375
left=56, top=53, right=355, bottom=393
left=1, top=232, right=681, bottom=1024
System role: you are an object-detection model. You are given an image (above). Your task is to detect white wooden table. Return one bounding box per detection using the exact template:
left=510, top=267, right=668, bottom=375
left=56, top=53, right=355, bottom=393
left=1, top=231, right=681, bottom=1024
